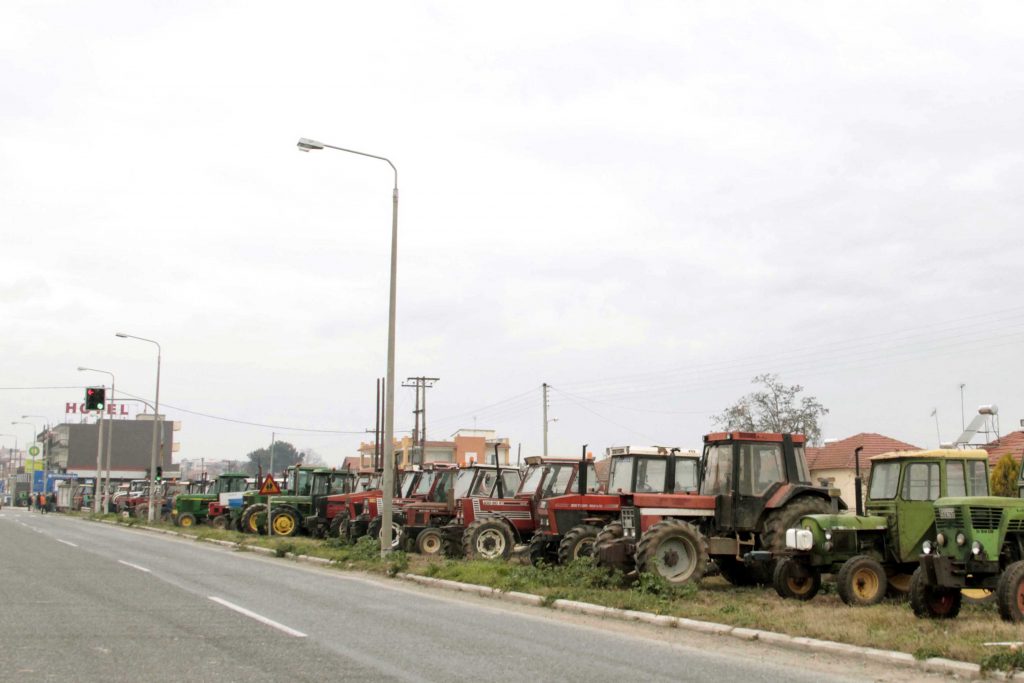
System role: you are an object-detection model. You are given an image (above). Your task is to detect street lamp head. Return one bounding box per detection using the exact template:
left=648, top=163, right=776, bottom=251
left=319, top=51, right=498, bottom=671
left=115, top=332, right=128, bottom=338
left=77, top=366, right=87, bottom=371
left=297, top=137, right=325, bottom=152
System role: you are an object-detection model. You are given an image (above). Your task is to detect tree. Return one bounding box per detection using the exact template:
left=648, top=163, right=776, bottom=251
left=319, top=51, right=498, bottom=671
left=302, top=449, right=325, bottom=466
left=245, top=440, right=303, bottom=476
left=713, top=374, right=830, bottom=445
left=990, top=453, right=1018, bottom=497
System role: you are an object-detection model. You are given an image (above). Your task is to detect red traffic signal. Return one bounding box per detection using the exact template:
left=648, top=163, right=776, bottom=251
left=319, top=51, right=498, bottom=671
left=85, top=387, right=106, bottom=411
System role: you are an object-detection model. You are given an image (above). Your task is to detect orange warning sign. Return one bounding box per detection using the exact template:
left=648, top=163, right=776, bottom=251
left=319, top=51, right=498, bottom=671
left=258, top=475, right=282, bottom=496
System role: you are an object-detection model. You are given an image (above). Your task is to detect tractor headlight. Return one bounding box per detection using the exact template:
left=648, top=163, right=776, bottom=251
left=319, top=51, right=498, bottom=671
left=823, top=541, right=833, bottom=552
left=824, top=530, right=832, bottom=541
left=922, top=540, right=933, bottom=555
left=971, top=541, right=982, bottom=556
left=786, top=528, right=813, bottom=551
left=956, top=533, right=967, bottom=546
left=936, top=533, right=946, bottom=547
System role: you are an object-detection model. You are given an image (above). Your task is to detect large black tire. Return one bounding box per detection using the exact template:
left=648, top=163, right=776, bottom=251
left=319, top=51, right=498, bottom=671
left=773, top=558, right=821, bottom=600
left=367, top=517, right=404, bottom=551
left=211, top=515, right=230, bottom=530
left=594, top=522, right=623, bottom=552
left=176, top=512, right=197, bottom=529
left=415, top=527, right=445, bottom=556
left=758, top=496, right=832, bottom=584
left=593, top=522, right=634, bottom=573
left=329, top=512, right=351, bottom=541
left=557, top=525, right=601, bottom=565
left=269, top=506, right=301, bottom=537
left=463, top=517, right=514, bottom=561
left=528, top=533, right=558, bottom=566
left=717, top=557, right=758, bottom=586
left=996, top=560, right=1024, bottom=622
left=240, top=504, right=267, bottom=534
left=837, top=555, right=888, bottom=606
left=635, top=519, right=708, bottom=585
left=909, top=566, right=962, bottom=619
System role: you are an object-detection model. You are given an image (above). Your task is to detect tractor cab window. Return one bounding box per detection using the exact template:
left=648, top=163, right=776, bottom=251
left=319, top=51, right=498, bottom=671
left=471, top=470, right=498, bottom=497
left=430, top=471, right=453, bottom=501
left=636, top=458, right=667, bottom=493
left=311, top=476, right=329, bottom=497
left=399, top=472, right=418, bottom=497
left=946, top=461, right=967, bottom=497
left=413, top=471, right=436, bottom=496
left=500, top=470, right=521, bottom=498
left=519, top=465, right=545, bottom=494
left=584, top=463, right=599, bottom=493
left=969, top=461, right=989, bottom=496
left=868, top=462, right=900, bottom=500
left=903, top=462, right=940, bottom=501
left=793, top=446, right=811, bottom=483
left=608, top=457, right=634, bottom=493
left=209, top=479, right=224, bottom=495
left=542, top=465, right=574, bottom=497
left=232, top=478, right=251, bottom=493
left=295, top=470, right=313, bottom=496
left=674, top=458, right=699, bottom=492
left=737, top=443, right=785, bottom=496
left=700, top=444, right=733, bottom=496
left=329, top=476, right=352, bottom=495
left=452, top=469, right=476, bottom=500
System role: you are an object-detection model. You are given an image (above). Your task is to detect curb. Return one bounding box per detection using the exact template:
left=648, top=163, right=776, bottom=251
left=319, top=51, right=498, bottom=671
left=84, top=518, right=1014, bottom=680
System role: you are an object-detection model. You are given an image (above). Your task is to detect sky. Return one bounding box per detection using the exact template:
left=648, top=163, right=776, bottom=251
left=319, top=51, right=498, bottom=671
left=2, top=2, right=1023, bottom=466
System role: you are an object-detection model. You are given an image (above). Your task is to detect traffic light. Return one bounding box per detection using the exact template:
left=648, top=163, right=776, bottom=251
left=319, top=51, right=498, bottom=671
left=85, top=387, right=106, bottom=411
left=156, top=466, right=163, bottom=482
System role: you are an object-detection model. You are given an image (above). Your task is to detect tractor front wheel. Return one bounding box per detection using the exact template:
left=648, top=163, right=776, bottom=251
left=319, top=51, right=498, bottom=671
left=528, top=533, right=558, bottom=566
left=996, top=560, right=1024, bottom=622
left=558, top=525, right=601, bottom=565
left=909, top=567, right=962, bottom=619
left=635, top=519, right=707, bottom=585
left=211, top=515, right=230, bottom=530
left=176, top=513, right=197, bottom=529
left=270, top=506, right=301, bottom=537
left=329, top=512, right=351, bottom=542
left=240, top=504, right=268, bottom=534
left=367, top=517, right=404, bottom=551
left=773, top=558, right=820, bottom=601
left=463, top=518, right=514, bottom=561
left=717, top=557, right=758, bottom=586
left=415, top=527, right=445, bottom=555
left=837, top=556, right=888, bottom=606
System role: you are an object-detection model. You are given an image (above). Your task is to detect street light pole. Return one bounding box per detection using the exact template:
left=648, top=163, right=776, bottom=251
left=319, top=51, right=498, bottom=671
left=115, top=333, right=162, bottom=522
left=78, top=368, right=116, bottom=512
left=297, top=137, right=399, bottom=557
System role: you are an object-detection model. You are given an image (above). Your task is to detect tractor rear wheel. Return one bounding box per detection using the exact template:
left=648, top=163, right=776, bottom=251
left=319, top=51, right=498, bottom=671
left=996, top=560, right=1024, bottom=622
left=211, top=515, right=230, bottom=530
left=558, top=525, right=601, bottom=565
left=415, top=527, right=444, bottom=556
left=270, top=506, right=301, bottom=537
left=134, top=505, right=149, bottom=519
left=716, top=557, right=758, bottom=586
left=635, top=519, right=707, bottom=585
left=528, top=533, right=558, bottom=566
left=758, top=496, right=832, bottom=584
left=241, top=504, right=268, bottom=534
left=773, top=558, right=821, bottom=600
left=463, top=518, right=514, bottom=561
left=329, top=512, right=351, bottom=541
left=176, top=513, right=197, bottom=529
left=367, top=517, right=404, bottom=551
left=909, top=567, right=962, bottom=619
left=837, top=555, right=888, bottom=606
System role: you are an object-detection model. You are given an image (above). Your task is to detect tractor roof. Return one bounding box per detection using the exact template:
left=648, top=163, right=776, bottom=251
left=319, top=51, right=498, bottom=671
left=605, top=445, right=699, bottom=458
left=523, top=456, right=587, bottom=465
left=220, top=472, right=249, bottom=478
left=704, top=432, right=807, bottom=445
left=871, top=448, right=989, bottom=462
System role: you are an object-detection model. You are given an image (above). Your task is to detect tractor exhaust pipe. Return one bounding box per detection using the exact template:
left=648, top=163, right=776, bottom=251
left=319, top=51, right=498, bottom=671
left=493, top=443, right=503, bottom=498
left=667, top=447, right=679, bottom=493
left=578, top=444, right=588, bottom=494
left=854, top=446, right=864, bottom=517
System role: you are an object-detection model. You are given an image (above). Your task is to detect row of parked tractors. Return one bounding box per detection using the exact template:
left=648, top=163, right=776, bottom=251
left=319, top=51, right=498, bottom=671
left=171, top=431, right=1024, bottom=623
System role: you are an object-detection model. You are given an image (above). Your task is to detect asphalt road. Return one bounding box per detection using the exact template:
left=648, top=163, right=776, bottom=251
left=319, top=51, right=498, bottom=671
left=0, top=509, right=936, bottom=682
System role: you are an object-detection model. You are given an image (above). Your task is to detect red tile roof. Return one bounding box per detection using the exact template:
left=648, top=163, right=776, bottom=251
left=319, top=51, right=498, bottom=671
left=980, top=431, right=1024, bottom=467
left=806, top=433, right=921, bottom=472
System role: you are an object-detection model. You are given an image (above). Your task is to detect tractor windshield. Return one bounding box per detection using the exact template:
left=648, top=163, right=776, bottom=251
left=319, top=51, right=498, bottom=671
left=209, top=479, right=224, bottom=495
left=399, top=472, right=418, bottom=497
left=500, top=470, right=521, bottom=497
left=541, top=464, right=574, bottom=497
left=868, top=461, right=900, bottom=500
left=700, top=444, right=733, bottom=496
left=295, top=470, right=313, bottom=496
left=675, top=458, right=699, bottom=492
left=519, top=465, right=545, bottom=494
left=330, top=475, right=353, bottom=495
left=471, top=470, right=498, bottom=496
left=970, top=460, right=989, bottom=495
left=636, top=457, right=667, bottom=493
left=608, top=457, right=633, bottom=493
left=430, top=470, right=454, bottom=501
left=413, top=471, right=436, bottom=496
left=311, top=475, right=329, bottom=497
left=453, top=469, right=476, bottom=500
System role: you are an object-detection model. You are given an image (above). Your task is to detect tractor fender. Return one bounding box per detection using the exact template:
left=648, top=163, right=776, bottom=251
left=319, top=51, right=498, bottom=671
left=478, top=514, right=523, bottom=543
left=765, top=484, right=845, bottom=512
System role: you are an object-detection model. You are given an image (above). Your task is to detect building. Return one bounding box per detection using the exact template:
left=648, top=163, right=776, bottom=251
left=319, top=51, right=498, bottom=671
left=354, top=429, right=512, bottom=470
left=980, top=431, right=1024, bottom=467
left=806, top=433, right=921, bottom=508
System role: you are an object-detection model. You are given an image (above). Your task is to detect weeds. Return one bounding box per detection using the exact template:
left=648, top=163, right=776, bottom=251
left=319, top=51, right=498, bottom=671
left=981, top=648, right=1024, bottom=674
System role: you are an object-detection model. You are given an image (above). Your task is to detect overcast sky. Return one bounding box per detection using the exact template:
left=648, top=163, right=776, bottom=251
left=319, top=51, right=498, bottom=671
left=2, top=2, right=1023, bottom=466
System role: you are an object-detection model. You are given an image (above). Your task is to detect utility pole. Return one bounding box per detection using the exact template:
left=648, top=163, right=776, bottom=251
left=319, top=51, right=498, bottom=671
left=960, top=383, right=967, bottom=432
left=403, top=377, right=438, bottom=466
left=542, top=383, right=550, bottom=456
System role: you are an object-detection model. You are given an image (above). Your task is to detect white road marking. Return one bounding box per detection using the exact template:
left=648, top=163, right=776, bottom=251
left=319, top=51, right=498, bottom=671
left=208, top=596, right=307, bottom=637
left=118, top=560, right=151, bottom=573
left=57, top=539, right=78, bottom=548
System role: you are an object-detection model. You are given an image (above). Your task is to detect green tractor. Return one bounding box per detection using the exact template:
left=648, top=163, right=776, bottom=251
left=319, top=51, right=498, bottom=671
left=173, top=473, right=252, bottom=528
left=239, top=467, right=355, bottom=536
left=912, top=462, right=1024, bottom=621
left=774, top=449, right=990, bottom=604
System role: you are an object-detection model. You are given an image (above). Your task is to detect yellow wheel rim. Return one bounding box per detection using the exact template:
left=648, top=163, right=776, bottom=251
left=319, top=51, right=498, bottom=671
left=273, top=515, right=295, bottom=535
left=180, top=516, right=193, bottom=528
left=421, top=533, right=441, bottom=554
left=852, top=567, right=880, bottom=600
left=786, top=576, right=813, bottom=596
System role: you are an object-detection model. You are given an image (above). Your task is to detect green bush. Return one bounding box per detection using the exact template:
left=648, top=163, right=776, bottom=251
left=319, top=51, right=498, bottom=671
left=981, top=648, right=1024, bottom=674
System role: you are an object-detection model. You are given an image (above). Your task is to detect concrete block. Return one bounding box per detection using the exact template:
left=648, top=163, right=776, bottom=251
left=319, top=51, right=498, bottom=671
left=501, top=591, right=544, bottom=607
left=860, top=648, right=916, bottom=667
left=730, top=627, right=760, bottom=641
left=552, top=599, right=609, bottom=617
left=921, top=657, right=981, bottom=677
left=676, top=618, right=733, bottom=635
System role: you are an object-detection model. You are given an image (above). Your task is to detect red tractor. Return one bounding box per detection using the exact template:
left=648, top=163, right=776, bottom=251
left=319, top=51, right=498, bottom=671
left=596, top=432, right=841, bottom=585
left=322, top=469, right=418, bottom=543
left=530, top=446, right=701, bottom=565
left=400, top=463, right=523, bottom=555
left=441, top=454, right=600, bottom=561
